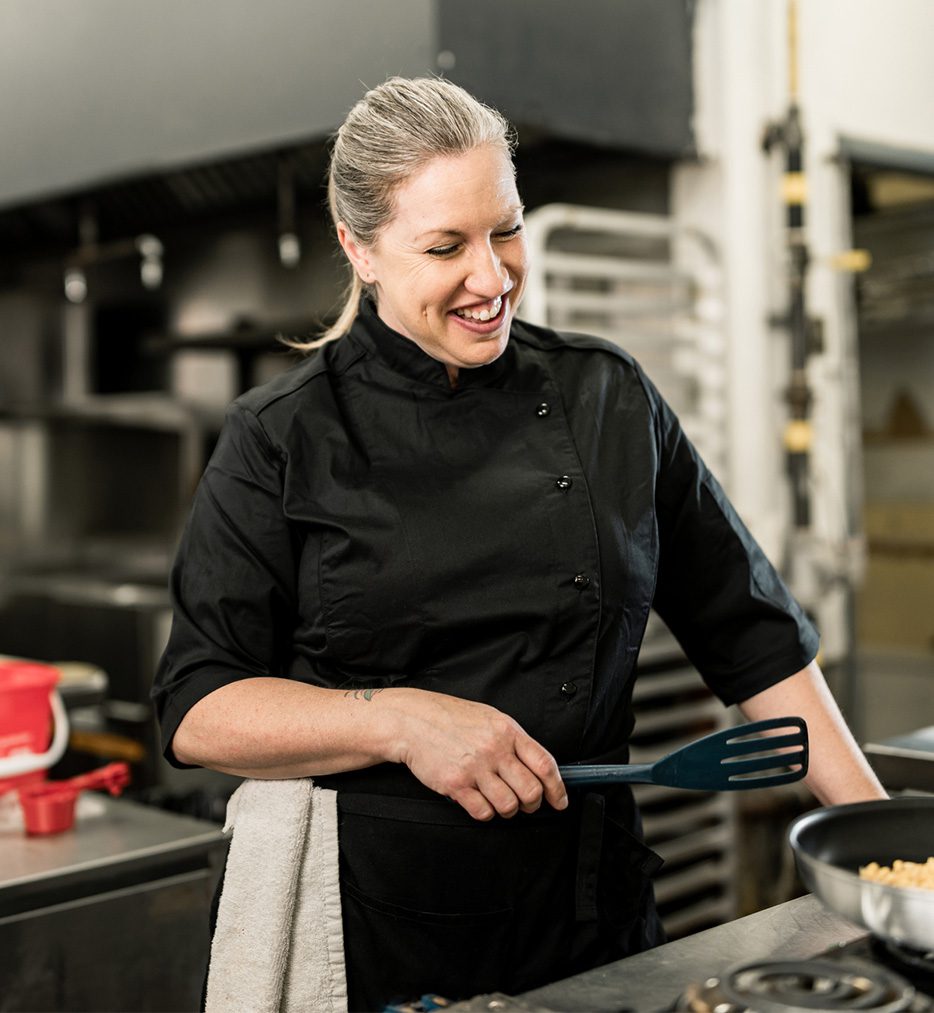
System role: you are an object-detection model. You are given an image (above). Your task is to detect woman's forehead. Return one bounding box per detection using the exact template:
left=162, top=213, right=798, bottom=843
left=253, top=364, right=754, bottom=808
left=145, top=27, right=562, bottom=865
left=389, top=146, right=521, bottom=237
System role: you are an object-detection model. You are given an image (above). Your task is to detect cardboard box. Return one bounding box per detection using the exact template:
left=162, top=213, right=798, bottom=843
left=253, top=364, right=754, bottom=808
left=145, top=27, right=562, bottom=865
left=857, top=502, right=934, bottom=651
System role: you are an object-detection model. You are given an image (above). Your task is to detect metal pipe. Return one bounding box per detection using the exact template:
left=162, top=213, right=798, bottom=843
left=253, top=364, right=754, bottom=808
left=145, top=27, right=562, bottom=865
left=765, top=0, right=817, bottom=530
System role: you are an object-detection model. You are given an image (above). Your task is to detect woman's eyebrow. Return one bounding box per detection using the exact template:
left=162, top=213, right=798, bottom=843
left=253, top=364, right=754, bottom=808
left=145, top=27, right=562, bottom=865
left=414, top=205, right=525, bottom=242
left=415, top=227, right=463, bottom=241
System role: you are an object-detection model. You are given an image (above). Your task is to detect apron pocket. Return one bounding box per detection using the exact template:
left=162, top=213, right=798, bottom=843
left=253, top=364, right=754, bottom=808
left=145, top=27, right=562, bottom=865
left=340, top=867, right=514, bottom=1009
left=338, top=806, right=515, bottom=914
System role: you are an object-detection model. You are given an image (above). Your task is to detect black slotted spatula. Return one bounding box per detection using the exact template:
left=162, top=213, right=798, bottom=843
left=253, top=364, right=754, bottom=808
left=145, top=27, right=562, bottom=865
left=559, top=716, right=808, bottom=791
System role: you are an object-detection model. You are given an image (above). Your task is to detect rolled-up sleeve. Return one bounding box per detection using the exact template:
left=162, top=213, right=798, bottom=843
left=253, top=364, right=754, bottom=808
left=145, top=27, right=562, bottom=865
left=151, top=402, right=300, bottom=766
left=645, top=372, right=820, bottom=705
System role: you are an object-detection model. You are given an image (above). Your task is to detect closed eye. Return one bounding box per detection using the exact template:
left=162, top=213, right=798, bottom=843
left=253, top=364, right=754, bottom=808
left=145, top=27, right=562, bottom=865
left=495, top=223, right=524, bottom=241
left=425, top=222, right=524, bottom=259
left=426, top=242, right=460, bottom=258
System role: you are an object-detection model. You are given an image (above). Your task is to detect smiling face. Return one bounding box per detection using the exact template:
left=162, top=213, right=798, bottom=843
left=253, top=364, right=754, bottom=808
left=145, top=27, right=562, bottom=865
left=337, top=145, right=529, bottom=383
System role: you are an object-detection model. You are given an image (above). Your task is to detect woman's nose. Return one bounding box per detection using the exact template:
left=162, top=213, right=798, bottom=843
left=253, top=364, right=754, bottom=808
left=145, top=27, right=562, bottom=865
left=465, top=243, right=509, bottom=296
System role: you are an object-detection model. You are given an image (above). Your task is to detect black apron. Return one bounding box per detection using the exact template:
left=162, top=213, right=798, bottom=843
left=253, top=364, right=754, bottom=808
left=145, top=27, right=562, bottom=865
left=316, top=766, right=665, bottom=1012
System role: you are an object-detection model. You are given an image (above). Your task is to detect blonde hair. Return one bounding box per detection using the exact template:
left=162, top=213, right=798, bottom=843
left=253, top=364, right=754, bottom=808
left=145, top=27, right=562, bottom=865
left=291, top=76, right=515, bottom=351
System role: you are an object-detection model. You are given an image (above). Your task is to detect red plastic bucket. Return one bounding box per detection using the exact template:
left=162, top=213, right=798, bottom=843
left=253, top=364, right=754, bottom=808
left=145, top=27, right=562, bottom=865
left=0, top=661, right=64, bottom=795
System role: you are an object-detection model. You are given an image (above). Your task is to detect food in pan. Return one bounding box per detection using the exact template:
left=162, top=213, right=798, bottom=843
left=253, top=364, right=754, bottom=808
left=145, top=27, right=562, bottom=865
left=859, top=857, right=934, bottom=889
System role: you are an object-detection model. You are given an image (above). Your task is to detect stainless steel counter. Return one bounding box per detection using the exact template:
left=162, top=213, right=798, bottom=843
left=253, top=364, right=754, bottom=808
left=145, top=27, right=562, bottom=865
left=0, top=795, right=227, bottom=1012
left=520, top=895, right=865, bottom=1012
left=0, top=794, right=222, bottom=899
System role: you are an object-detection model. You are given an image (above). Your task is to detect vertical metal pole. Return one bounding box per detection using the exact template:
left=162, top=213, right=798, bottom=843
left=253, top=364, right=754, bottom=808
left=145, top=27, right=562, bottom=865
left=781, top=0, right=813, bottom=531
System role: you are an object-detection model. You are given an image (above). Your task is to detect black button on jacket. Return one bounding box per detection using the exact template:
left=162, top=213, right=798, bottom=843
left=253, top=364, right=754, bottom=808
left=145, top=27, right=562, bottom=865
left=152, top=297, right=818, bottom=769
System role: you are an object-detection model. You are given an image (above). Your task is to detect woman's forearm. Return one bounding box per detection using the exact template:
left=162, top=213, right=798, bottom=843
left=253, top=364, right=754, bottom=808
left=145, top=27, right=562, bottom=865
left=738, top=660, right=887, bottom=805
left=171, top=677, right=406, bottom=778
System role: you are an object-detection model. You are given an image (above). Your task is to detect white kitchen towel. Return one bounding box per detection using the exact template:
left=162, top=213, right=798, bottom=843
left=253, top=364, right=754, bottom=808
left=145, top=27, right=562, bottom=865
left=205, top=778, right=347, bottom=1013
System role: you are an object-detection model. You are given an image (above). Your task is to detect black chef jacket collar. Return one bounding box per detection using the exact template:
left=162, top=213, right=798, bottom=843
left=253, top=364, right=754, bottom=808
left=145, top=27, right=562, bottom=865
left=349, top=295, right=518, bottom=392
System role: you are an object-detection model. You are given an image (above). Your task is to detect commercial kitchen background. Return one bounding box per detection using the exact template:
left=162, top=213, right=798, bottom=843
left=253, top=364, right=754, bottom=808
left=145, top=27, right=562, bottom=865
left=1, top=0, right=933, bottom=1009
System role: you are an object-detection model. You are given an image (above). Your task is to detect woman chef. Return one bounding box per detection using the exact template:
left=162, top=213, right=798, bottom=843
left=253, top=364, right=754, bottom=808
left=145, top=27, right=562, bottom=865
left=152, top=76, right=885, bottom=1010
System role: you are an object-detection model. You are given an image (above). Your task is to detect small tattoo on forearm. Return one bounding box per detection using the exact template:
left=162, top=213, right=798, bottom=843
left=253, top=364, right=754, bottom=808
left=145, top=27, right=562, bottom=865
left=344, top=688, right=384, bottom=701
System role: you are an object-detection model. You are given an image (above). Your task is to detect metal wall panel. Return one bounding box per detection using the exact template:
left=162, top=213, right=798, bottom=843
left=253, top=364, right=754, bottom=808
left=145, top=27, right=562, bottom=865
left=439, top=0, right=696, bottom=157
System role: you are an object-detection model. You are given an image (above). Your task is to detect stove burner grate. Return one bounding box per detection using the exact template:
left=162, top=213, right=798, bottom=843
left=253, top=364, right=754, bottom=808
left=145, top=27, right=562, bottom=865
left=876, top=940, right=934, bottom=984
left=677, top=958, right=921, bottom=1012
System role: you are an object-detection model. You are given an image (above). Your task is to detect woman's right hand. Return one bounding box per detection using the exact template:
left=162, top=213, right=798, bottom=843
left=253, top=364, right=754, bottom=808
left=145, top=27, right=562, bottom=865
left=386, top=688, right=568, bottom=821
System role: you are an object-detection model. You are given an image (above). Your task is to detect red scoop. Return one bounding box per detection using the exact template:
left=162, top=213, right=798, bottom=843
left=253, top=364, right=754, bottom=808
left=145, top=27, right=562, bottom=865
left=16, top=762, right=130, bottom=835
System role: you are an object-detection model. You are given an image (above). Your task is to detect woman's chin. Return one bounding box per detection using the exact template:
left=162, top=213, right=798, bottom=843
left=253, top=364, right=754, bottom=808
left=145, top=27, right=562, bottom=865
left=458, top=337, right=508, bottom=370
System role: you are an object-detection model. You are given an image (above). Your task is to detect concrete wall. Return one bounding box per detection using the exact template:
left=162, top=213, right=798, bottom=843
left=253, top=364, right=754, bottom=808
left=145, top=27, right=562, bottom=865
left=0, top=0, right=436, bottom=208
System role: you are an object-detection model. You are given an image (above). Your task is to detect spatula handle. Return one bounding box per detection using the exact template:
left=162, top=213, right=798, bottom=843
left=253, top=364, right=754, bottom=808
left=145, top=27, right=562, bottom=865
left=559, top=763, right=656, bottom=785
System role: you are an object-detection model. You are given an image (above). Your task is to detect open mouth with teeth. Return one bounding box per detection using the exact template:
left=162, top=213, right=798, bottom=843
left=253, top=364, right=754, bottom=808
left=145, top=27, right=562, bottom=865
left=449, top=295, right=506, bottom=331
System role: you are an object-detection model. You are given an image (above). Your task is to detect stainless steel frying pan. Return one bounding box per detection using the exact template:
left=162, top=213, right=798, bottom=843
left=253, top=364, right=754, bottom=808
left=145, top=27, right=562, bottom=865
left=788, top=797, right=934, bottom=951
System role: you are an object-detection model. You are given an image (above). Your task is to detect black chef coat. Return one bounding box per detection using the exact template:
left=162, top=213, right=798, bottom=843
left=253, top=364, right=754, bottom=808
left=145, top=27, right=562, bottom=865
left=153, top=295, right=818, bottom=769
left=153, top=296, right=819, bottom=1006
